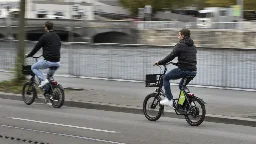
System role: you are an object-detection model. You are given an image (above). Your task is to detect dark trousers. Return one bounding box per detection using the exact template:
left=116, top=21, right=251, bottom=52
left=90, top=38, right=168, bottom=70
left=163, top=68, right=196, bottom=100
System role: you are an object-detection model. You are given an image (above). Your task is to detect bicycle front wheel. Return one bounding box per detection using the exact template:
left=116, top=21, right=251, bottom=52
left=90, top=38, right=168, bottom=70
left=22, top=82, right=37, bottom=105
left=143, top=93, right=164, bottom=121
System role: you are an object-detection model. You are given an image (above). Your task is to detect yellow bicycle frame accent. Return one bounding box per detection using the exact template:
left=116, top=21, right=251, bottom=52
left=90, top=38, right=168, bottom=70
left=178, top=90, right=186, bottom=105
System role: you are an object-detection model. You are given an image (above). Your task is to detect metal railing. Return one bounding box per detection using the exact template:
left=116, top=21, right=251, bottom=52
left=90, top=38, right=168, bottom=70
left=0, top=40, right=255, bottom=90
left=0, top=18, right=255, bottom=31
left=134, top=21, right=256, bottom=31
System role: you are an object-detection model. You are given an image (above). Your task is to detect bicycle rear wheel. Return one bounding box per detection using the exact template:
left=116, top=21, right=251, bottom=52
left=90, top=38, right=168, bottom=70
left=185, top=97, right=206, bottom=126
left=49, top=84, right=65, bottom=108
left=143, top=93, right=164, bottom=121
left=22, top=82, right=37, bottom=105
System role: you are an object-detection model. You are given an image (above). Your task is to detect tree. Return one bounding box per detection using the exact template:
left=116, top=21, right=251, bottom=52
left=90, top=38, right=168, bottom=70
left=206, top=0, right=256, bottom=10
left=119, top=0, right=149, bottom=16
left=120, top=0, right=256, bottom=16
left=119, top=0, right=185, bottom=16
left=206, top=0, right=235, bottom=7
left=187, top=0, right=208, bottom=9
left=15, top=0, right=26, bottom=82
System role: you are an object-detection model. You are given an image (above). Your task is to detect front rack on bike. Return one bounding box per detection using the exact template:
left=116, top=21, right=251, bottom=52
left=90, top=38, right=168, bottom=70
left=145, top=74, right=163, bottom=87
left=22, top=55, right=43, bottom=76
left=22, top=65, right=34, bottom=76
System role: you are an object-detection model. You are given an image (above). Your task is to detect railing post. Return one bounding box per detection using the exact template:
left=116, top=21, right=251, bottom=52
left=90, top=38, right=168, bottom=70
left=108, top=46, right=113, bottom=79
left=222, top=50, right=228, bottom=88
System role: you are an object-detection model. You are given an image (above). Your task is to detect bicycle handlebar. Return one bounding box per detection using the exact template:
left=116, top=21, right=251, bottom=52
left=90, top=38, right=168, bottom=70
left=153, top=61, right=178, bottom=67
left=153, top=61, right=178, bottom=75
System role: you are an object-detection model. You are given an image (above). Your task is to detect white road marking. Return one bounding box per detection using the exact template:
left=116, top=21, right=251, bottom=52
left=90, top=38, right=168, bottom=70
left=7, top=117, right=119, bottom=133
left=1, top=124, right=126, bottom=144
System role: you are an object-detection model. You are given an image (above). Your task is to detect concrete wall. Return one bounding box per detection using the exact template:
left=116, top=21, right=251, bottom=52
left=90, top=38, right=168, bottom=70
left=94, top=5, right=130, bottom=15
left=154, top=12, right=197, bottom=22
left=137, top=29, right=256, bottom=48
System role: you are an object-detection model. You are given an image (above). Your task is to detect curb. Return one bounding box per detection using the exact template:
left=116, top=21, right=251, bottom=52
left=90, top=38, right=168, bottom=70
left=0, top=93, right=255, bottom=127
left=63, top=87, right=84, bottom=91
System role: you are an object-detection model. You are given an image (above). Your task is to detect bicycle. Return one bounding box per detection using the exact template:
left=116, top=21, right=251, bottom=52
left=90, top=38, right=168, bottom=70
left=143, top=62, right=206, bottom=126
left=21, top=56, right=65, bottom=108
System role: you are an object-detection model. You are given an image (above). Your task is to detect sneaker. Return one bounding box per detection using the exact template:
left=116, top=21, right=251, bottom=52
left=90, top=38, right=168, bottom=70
left=39, top=79, right=49, bottom=88
left=160, top=97, right=173, bottom=107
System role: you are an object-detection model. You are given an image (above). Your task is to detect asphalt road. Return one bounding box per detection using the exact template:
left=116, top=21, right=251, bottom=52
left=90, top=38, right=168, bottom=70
left=0, top=99, right=255, bottom=144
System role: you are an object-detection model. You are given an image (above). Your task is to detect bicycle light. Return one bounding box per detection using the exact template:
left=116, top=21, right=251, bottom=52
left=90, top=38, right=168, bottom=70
left=51, top=81, right=57, bottom=85
left=188, top=93, right=194, bottom=97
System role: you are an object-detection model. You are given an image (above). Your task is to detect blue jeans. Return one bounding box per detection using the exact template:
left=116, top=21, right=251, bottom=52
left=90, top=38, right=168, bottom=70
left=163, top=68, right=196, bottom=100
left=31, top=60, right=60, bottom=81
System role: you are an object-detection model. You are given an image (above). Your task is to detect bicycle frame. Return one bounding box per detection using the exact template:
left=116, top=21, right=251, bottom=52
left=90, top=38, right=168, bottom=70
left=144, top=62, right=207, bottom=125
left=150, top=62, right=196, bottom=115
left=149, top=63, right=170, bottom=109
left=25, top=56, right=58, bottom=96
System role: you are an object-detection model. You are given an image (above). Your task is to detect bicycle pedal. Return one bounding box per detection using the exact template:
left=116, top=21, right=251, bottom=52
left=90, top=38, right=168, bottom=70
left=176, top=108, right=186, bottom=114
left=48, top=96, right=53, bottom=100
left=49, top=96, right=58, bottom=102
left=44, top=98, right=50, bottom=103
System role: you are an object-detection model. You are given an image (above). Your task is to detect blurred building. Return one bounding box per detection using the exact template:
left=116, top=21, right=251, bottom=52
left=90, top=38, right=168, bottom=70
left=0, top=0, right=131, bottom=20
left=65, top=0, right=131, bottom=19
left=0, top=0, right=94, bottom=20
left=29, top=0, right=94, bottom=20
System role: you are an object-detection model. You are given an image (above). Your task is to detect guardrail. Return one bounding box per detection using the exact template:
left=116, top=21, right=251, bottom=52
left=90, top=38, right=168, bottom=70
left=0, top=40, right=255, bottom=90
left=134, top=21, right=256, bottom=31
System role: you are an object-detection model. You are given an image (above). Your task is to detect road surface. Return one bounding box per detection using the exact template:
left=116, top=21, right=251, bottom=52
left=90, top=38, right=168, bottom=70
left=0, top=98, right=255, bottom=144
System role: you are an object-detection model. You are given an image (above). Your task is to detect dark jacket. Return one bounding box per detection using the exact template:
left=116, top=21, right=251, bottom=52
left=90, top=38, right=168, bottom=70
left=27, top=31, right=61, bottom=62
left=158, top=37, right=197, bottom=71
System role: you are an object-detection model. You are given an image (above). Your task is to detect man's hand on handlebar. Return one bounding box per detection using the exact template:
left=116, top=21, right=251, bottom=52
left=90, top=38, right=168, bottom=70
left=25, top=54, right=30, bottom=58
left=153, top=61, right=178, bottom=66
left=153, top=61, right=159, bottom=66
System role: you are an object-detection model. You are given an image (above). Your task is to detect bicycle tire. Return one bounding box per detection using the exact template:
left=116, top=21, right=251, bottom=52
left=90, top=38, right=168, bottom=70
left=143, top=93, right=164, bottom=121
left=22, top=82, right=37, bottom=105
left=185, top=97, right=206, bottom=126
left=50, top=84, right=65, bottom=108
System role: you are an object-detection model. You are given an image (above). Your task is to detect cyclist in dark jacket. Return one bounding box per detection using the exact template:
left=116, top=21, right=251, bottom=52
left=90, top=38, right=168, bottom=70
left=154, top=29, right=197, bottom=107
left=26, top=21, right=61, bottom=88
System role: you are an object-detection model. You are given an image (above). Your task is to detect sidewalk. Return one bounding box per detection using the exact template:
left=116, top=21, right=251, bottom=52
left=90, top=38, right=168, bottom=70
left=1, top=72, right=256, bottom=119
left=56, top=77, right=256, bottom=119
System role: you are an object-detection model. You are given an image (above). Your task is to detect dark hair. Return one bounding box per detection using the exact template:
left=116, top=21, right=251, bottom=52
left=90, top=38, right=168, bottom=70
left=45, top=21, right=54, bottom=30
left=179, top=29, right=190, bottom=37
